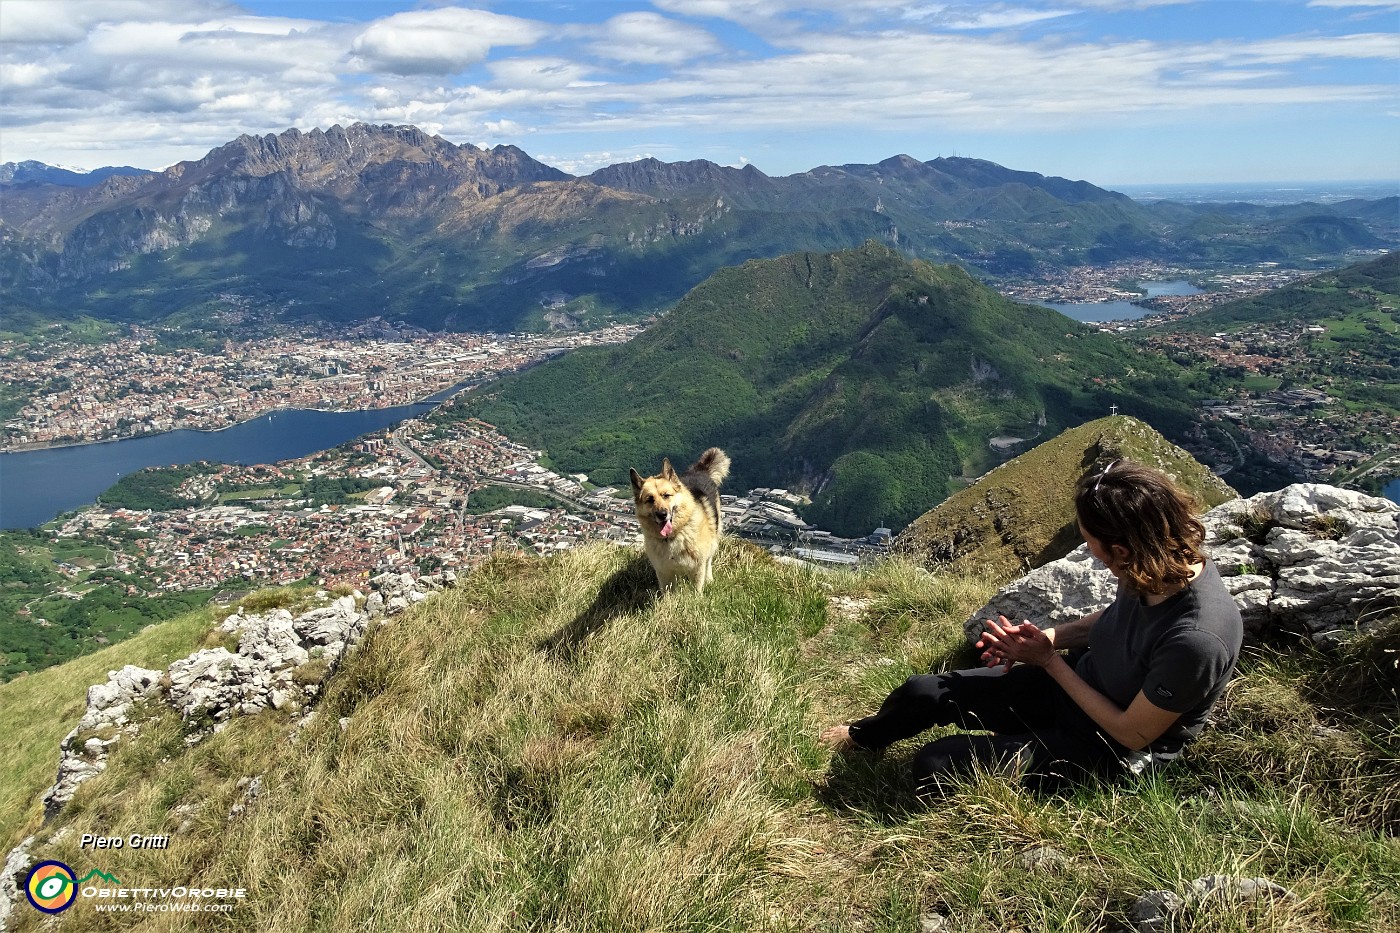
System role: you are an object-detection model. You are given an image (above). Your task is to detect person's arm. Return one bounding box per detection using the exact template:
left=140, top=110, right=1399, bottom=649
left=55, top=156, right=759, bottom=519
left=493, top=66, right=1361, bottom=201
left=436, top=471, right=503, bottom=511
left=979, top=617, right=1180, bottom=751
left=977, top=609, right=1102, bottom=670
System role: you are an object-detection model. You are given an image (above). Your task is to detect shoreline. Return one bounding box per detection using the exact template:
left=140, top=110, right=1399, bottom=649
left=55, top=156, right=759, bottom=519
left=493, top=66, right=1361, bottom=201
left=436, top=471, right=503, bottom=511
left=0, top=383, right=473, bottom=456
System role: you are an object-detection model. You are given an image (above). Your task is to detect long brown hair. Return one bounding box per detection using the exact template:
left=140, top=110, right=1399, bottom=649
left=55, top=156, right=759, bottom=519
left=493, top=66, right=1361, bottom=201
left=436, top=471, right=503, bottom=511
left=1074, top=459, right=1206, bottom=595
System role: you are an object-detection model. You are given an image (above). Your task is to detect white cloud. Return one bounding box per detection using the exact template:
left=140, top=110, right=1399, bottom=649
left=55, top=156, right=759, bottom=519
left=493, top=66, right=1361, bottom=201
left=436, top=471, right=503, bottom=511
left=0, top=1, right=1394, bottom=177
left=348, top=8, right=545, bottom=76
left=488, top=57, right=597, bottom=90
left=0, top=0, right=228, bottom=45
left=935, top=9, right=1075, bottom=30
left=1308, top=0, right=1400, bottom=8
left=538, top=150, right=658, bottom=175
left=0, top=61, right=52, bottom=87
left=589, top=12, right=723, bottom=64
left=650, top=1, right=1186, bottom=28
left=526, top=27, right=1399, bottom=138
left=482, top=118, right=526, bottom=136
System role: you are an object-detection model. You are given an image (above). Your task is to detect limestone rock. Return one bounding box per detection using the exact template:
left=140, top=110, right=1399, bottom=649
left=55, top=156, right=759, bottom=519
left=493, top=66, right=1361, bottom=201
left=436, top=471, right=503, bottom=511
left=963, top=548, right=1117, bottom=643
left=1018, top=846, right=1068, bottom=871
left=0, top=836, right=38, bottom=932
left=965, top=484, right=1399, bottom=645
left=1128, top=890, right=1184, bottom=932
left=34, top=567, right=440, bottom=824
left=41, top=664, right=163, bottom=817
left=1187, top=874, right=1297, bottom=907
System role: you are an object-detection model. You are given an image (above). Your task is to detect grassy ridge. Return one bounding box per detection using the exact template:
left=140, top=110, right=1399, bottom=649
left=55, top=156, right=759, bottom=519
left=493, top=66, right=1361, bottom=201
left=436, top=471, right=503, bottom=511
left=895, top=415, right=1238, bottom=579
left=9, top=543, right=1397, bottom=932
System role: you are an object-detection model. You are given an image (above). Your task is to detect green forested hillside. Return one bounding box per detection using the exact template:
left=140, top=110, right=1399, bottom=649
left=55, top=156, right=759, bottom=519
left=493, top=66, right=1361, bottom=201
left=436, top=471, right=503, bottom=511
left=452, top=243, right=1208, bottom=535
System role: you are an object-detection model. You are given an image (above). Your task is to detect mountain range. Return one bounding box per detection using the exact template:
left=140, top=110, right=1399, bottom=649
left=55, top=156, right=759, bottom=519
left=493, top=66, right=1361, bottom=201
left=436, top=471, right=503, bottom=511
left=2, top=123, right=1391, bottom=332
left=0, top=161, right=154, bottom=188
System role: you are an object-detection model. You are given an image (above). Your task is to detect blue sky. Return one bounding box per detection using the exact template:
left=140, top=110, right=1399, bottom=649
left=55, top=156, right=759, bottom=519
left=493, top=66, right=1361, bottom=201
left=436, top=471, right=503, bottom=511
left=1, top=0, right=1396, bottom=185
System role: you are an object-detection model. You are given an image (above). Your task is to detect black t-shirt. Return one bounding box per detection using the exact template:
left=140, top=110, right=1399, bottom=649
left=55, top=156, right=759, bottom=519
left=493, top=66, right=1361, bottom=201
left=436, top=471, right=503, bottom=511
left=1075, top=560, right=1243, bottom=755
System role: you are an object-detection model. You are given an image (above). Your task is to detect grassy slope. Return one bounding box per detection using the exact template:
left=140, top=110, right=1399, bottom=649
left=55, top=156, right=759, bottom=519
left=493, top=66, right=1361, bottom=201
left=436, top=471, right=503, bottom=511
left=894, top=415, right=1239, bottom=580
left=7, top=543, right=1397, bottom=932
left=0, top=606, right=218, bottom=851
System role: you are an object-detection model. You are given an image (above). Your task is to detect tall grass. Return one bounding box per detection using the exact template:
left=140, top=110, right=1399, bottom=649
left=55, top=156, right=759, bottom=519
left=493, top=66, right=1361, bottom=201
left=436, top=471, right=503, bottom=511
left=0, top=607, right=219, bottom=852
left=8, top=545, right=1398, bottom=932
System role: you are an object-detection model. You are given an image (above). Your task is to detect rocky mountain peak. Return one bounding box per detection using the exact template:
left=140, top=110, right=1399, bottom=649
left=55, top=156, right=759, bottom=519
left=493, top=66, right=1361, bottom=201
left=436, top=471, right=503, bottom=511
left=181, top=123, right=525, bottom=186
left=588, top=156, right=770, bottom=195
left=876, top=154, right=927, bottom=172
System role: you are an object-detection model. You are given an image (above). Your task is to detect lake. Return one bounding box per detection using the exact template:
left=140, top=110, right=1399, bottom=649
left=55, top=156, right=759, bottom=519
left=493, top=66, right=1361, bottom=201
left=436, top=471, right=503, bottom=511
left=1037, top=280, right=1201, bottom=322
left=0, top=389, right=460, bottom=530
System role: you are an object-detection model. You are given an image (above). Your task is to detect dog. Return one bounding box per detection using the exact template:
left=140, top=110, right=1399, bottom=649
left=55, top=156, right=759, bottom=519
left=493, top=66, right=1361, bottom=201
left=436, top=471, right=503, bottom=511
left=629, top=447, right=730, bottom=593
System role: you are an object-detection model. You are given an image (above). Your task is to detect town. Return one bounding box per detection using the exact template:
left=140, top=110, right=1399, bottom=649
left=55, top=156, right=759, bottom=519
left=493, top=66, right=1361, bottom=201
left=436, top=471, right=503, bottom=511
left=1000, top=258, right=1399, bottom=487
left=51, top=414, right=889, bottom=597
left=997, top=259, right=1321, bottom=323
left=1, top=321, right=645, bottom=450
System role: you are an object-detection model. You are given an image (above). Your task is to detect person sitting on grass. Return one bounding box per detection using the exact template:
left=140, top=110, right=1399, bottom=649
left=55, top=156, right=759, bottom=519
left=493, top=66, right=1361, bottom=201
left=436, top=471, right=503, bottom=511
left=820, top=459, right=1243, bottom=793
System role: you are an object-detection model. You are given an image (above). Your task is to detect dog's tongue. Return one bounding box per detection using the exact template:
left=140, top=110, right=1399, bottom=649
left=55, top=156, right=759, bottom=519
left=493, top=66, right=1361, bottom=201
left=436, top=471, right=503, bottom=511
left=660, top=518, right=674, bottom=538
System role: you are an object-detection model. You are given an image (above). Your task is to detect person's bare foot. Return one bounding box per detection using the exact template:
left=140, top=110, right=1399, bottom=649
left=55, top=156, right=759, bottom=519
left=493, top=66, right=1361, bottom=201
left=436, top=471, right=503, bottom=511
left=818, top=724, right=858, bottom=753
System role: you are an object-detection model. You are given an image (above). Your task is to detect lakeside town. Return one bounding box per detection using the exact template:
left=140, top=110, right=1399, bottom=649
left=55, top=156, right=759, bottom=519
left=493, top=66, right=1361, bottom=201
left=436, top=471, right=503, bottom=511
left=47, top=414, right=885, bottom=600
left=0, top=321, right=645, bottom=450
left=1002, top=258, right=1399, bottom=485
left=997, top=259, right=1322, bottom=326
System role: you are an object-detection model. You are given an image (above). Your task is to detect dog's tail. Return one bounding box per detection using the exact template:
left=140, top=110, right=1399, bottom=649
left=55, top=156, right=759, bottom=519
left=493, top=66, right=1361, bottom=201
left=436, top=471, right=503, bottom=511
left=691, top=447, right=730, bottom=486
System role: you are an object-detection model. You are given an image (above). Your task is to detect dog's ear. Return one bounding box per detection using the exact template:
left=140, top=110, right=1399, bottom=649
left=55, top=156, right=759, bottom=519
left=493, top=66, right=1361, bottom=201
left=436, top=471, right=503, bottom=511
left=629, top=468, right=643, bottom=494
left=661, top=458, right=677, bottom=481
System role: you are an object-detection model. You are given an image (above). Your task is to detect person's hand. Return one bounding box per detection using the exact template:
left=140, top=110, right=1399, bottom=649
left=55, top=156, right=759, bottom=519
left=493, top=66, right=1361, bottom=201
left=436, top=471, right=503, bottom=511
left=818, top=724, right=858, bottom=753
left=976, top=614, right=1056, bottom=669
left=976, top=620, right=1015, bottom=671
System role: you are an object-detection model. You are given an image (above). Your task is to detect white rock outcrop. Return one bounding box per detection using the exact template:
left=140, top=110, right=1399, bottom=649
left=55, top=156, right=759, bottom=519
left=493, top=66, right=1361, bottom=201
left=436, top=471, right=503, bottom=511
left=41, top=665, right=163, bottom=817
left=965, top=484, right=1399, bottom=645
left=33, top=573, right=441, bottom=829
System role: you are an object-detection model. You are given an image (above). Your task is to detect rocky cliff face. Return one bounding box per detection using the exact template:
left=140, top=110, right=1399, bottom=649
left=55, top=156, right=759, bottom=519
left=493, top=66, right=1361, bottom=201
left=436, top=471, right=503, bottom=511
left=176, top=124, right=567, bottom=215
left=963, top=483, right=1400, bottom=646
left=0, top=568, right=457, bottom=929
left=8, top=124, right=572, bottom=280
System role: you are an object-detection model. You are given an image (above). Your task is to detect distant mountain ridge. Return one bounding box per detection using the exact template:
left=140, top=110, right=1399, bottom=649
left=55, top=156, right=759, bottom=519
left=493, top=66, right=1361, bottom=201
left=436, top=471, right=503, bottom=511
left=0, top=160, right=154, bottom=188
left=0, top=123, right=1391, bottom=331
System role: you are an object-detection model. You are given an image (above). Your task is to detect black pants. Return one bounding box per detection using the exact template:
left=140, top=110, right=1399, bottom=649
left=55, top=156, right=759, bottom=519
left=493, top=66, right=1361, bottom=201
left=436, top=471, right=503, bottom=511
left=847, top=662, right=1129, bottom=793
